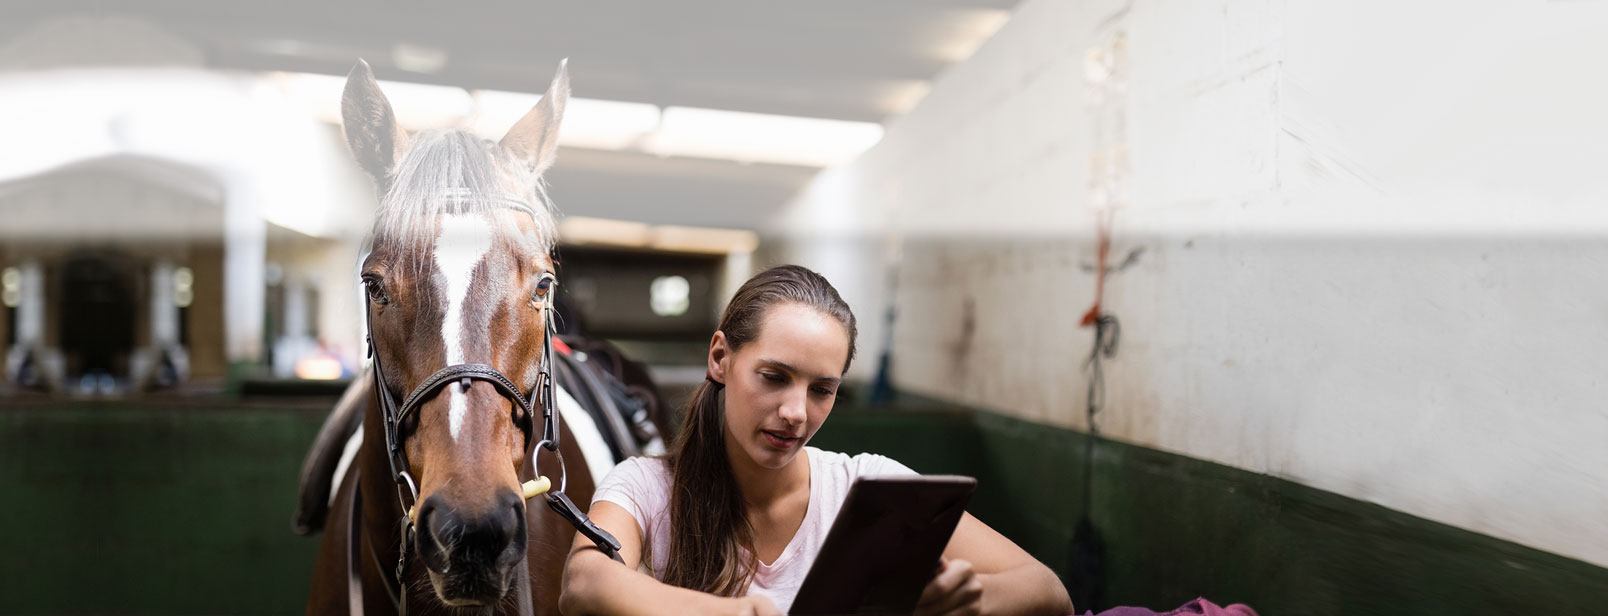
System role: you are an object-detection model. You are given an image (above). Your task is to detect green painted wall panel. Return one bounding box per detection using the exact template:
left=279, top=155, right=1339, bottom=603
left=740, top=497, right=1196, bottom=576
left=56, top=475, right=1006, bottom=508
left=0, top=402, right=326, bottom=615
left=814, top=402, right=1608, bottom=615
left=3, top=396, right=1606, bottom=615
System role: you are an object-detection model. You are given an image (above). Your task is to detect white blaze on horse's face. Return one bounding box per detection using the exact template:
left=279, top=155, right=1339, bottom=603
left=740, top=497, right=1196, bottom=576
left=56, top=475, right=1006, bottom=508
left=432, top=213, right=494, bottom=443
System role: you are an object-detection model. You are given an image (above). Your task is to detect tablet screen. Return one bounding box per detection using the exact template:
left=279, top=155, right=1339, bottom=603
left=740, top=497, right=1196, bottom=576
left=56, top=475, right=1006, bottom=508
left=789, top=475, right=977, bottom=615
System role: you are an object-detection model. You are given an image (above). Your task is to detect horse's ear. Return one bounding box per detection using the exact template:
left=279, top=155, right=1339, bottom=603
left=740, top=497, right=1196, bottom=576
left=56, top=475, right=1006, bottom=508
left=500, top=59, right=569, bottom=176
left=341, top=59, right=410, bottom=181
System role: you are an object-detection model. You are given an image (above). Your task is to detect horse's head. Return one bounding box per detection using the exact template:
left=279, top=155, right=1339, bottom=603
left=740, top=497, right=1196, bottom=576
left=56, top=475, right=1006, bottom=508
left=342, top=58, right=567, bottom=607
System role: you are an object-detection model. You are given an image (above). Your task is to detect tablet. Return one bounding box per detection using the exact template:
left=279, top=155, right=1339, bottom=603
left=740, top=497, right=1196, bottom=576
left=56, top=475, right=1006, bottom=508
left=789, top=475, right=977, bottom=615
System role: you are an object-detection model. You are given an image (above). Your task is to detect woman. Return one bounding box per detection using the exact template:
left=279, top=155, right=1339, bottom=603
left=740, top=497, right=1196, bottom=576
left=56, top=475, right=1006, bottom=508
left=561, top=265, right=1072, bottom=616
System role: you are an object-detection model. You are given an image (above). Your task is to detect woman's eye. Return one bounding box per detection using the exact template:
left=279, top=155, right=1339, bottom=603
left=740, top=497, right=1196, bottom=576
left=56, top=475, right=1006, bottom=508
left=364, top=278, right=388, bottom=305
left=812, top=387, right=836, bottom=397
left=761, top=372, right=785, bottom=383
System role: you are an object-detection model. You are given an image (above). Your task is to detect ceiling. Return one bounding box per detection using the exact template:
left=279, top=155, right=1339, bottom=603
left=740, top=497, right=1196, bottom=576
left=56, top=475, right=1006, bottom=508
left=0, top=0, right=1019, bottom=230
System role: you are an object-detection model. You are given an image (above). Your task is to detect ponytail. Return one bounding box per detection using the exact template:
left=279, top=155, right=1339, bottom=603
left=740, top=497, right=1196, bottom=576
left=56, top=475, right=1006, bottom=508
left=661, top=379, right=756, bottom=594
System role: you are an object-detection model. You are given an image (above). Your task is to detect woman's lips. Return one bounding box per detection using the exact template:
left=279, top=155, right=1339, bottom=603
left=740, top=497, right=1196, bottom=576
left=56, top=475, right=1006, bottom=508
left=762, top=430, right=801, bottom=450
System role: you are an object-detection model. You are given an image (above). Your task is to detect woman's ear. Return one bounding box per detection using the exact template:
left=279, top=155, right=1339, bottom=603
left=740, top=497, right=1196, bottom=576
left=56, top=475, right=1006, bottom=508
left=707, top=330, right=730, bottom=384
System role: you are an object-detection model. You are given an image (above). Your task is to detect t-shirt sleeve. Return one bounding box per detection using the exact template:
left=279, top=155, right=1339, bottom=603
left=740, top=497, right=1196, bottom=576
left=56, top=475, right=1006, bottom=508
left=590, top=456, right=664, bottom=531
left=851, top=452, right=919, bottom=480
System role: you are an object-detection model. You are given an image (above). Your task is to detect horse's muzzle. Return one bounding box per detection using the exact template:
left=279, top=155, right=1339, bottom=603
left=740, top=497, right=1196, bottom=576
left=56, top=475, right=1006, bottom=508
left=416, top=490, right=528, bottom=605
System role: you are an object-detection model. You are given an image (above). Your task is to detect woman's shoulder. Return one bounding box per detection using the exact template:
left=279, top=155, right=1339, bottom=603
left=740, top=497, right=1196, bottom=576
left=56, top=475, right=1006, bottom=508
left=595, top=455, right=672, bottom=497
left=592, top=455, right=674, bottom=524
left=806, top=447, right=917, bottom=480
left=613, top=454, right=670, bottom=474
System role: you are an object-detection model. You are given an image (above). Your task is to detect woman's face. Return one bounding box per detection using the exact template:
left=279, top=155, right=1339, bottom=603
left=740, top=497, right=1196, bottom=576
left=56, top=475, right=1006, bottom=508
left=711, top=302, right=850, bottom=471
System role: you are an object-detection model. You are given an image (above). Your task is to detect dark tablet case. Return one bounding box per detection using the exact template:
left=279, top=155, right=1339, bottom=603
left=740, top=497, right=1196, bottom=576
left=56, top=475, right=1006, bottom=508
left=789, top=475, right=977, bottom=615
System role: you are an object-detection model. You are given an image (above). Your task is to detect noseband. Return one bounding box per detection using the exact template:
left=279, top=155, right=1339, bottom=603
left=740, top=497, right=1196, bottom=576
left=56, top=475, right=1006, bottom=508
left=359, top=199, right=623, bottom=613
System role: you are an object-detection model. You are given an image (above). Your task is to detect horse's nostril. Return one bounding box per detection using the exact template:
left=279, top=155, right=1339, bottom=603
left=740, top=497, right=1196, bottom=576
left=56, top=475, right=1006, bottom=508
left=498, top=490, right=529, bottom=567
left=482, top=491, right=522, bottom=545
left=501, top=490, right=526, bottom=523
left=415, top=495, right=451, bottom=572
left=420, top=496, right=455, bottom=539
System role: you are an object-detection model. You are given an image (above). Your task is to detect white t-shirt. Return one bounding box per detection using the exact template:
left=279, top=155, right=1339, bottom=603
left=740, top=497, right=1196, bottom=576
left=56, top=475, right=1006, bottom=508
left=591, top=446, right=917, bottom=613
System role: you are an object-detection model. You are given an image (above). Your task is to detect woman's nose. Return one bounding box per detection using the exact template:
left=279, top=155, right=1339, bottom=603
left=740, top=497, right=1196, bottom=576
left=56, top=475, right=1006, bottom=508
left=778, top=387, right=808, bottom=425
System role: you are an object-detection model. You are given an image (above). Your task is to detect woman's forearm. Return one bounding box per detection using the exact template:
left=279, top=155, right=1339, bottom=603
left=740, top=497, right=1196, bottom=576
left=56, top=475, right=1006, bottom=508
left=560, top=548, right=728, bottom=616
left=978, top=563, right=1075, bottom=616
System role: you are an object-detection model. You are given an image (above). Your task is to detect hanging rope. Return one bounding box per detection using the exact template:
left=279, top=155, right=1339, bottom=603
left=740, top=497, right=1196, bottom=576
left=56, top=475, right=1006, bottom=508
left=1083, top=315, right=1119, bottom=437
left=1081, top=313, right=1118, bottom=511
left=1078, top=204, right=1121, bottom=441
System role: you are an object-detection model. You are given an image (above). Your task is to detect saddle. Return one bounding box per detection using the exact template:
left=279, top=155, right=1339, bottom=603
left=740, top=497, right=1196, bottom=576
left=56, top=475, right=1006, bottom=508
left=293, top=336, right=667, bottom=535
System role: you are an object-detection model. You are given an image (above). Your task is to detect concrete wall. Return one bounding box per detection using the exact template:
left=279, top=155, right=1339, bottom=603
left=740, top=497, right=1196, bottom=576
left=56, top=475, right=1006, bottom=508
left=770, top=0, right=1608, bottom=567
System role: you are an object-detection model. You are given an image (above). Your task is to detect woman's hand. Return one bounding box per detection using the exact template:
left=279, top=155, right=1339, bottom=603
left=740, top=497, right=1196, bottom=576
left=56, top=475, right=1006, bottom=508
left=915, top=558, right=985, bottom=616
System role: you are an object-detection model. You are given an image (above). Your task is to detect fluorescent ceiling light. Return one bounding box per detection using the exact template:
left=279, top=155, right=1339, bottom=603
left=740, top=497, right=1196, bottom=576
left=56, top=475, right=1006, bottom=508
left=270, top=71, right=472, bottom=130
left=878, top=80, right=934, bottom=116
left=934, top=9, right=1013, bottom=63
left=471, top=90, right=660, bottom=150
left=392, top=43, right=448, bottom=74
left=269, top=71, right=882, bottom=168
left=644, top=106, right=883, bottom=167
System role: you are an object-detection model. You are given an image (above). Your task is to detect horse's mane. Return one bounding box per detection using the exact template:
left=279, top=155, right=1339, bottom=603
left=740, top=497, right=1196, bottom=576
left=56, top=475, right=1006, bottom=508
left=370, top=129, right=558, bottom=264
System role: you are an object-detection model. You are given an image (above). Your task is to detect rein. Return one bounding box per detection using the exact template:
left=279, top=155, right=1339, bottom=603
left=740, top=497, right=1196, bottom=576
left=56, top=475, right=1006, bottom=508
left=354, top=199, right=623, bottom=615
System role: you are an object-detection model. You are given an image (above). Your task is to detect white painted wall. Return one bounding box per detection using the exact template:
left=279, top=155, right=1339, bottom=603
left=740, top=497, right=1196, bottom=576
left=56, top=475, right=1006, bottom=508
left=769, top=0, right=1608, bottom=567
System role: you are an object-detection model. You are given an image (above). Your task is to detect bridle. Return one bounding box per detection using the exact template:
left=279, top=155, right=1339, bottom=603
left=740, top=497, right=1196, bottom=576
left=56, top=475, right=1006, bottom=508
left=359, top=198, right=623, bottom=614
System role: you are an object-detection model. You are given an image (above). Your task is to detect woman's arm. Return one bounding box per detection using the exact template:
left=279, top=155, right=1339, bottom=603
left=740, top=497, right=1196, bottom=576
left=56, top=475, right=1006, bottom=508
left=917, top=512, right=1074, bottom=616
left=559, top=501, right=781, bottom=616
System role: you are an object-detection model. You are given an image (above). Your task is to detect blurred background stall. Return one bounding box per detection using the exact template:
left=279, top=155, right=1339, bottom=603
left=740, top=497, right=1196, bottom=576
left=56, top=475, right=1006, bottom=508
left=1, top=1, right=1605, bottom=614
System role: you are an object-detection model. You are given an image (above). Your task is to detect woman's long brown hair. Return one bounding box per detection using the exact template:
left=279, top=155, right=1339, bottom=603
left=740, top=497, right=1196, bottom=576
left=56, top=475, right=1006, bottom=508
left=659, top=264, right=858, bottom=595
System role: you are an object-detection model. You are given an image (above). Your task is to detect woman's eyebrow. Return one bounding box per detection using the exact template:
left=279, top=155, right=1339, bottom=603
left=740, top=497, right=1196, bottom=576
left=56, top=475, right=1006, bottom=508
left=758, top=358, right=842, bottom=384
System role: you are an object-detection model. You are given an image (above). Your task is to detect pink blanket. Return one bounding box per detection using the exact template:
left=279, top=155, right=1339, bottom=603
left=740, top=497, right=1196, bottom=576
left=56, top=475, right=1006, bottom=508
left=1080, top=597, right=1259, bottom=616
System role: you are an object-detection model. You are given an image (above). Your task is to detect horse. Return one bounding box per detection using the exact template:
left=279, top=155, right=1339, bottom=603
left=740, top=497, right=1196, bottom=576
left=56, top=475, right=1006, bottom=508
left=298, top=58, right=664, bottom=616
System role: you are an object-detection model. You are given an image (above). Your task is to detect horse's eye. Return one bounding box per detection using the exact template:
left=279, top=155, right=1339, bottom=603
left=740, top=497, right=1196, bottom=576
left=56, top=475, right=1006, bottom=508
left=533, top=275, right=556, bottom=301
left=363, top=277, right=389, bottom=305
